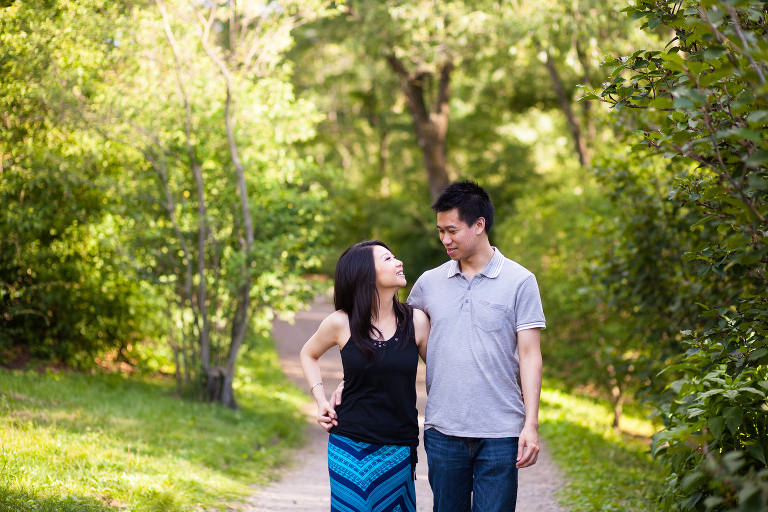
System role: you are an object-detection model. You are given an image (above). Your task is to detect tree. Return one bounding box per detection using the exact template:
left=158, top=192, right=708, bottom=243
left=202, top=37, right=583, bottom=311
left=288, top=1, right=545, bottom=281
left=0, top=1, right=338, bottom=408
left=0, top=0, right=160, bottom=366
left=584, top=0, right=768, bottom=509
left=297, top=1, right=524, bottom=200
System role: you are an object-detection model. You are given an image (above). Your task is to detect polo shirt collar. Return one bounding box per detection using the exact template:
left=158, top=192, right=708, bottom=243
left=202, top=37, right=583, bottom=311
left=446, top=247, right=504, bottom=279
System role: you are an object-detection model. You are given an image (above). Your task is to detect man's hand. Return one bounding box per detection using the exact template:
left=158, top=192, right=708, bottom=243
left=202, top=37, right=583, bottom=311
left=330, top=380, right=344, bottom=408
left=317, top=401, right=338, bottom=432
left=516, top=423, right=540, bottom=468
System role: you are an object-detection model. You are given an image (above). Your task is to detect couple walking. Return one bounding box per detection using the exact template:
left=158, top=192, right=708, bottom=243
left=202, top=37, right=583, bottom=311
left=300, top=181, right=546, bottom=512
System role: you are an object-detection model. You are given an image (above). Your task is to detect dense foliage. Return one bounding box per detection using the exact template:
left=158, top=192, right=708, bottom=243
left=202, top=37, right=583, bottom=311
left=583, top=0, right=768, bottom=509
left=0, top=0, right=338, bottom=405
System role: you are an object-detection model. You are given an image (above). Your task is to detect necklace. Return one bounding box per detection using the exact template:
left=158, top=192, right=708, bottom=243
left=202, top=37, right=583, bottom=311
left=372, top=313, right=396, bottom=340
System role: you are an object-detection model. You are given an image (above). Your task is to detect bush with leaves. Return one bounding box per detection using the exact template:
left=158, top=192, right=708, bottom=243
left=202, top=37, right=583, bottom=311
left=582, top=0, right=768, bottom=509
left=653, top=296, right=768, bottom=511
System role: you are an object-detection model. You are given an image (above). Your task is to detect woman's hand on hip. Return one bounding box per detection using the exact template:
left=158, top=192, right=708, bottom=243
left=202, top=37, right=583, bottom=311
left=317, top=401, right=338, bottom=431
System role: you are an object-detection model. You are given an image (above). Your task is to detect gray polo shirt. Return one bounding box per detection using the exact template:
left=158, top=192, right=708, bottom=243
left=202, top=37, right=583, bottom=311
left=407, top=248, right=546, bottom=438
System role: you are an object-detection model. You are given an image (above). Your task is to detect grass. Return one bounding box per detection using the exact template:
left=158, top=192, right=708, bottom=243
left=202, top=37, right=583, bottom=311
left=539, top=380, right=667, bottom=512
left=0, top=339, right=307, bottom=512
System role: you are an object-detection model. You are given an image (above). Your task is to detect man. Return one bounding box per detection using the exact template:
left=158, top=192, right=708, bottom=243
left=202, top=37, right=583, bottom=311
left=331, top=181, right=545, bottom=511
left=408, top=180, right=544, bottom=511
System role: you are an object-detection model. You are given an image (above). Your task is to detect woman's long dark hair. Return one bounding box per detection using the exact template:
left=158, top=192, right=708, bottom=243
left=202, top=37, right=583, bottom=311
left=334, top=240, right=414, bottom=363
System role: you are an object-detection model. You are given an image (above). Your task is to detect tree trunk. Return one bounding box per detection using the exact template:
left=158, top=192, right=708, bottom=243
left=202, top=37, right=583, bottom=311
left=612, top=385, right=624, bottom=432
left=541, top=47, right=590, bottom=167
left=199, top=14, right=254, bottom=408
left=221, top=285, right=249, bottom=408
left=576, top=40, right=596, bottom=143
left=386, top=55, right=452, bottom=200
left=157, top=0, right=212, bottom=375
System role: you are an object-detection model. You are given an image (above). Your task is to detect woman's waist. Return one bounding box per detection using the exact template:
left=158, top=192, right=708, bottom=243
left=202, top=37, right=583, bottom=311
left=329, top=420, right=419, bottom=446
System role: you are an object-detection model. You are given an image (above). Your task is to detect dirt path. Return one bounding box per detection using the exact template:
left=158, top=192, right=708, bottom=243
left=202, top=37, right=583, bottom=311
left=247, top=297, right=566, bottom=511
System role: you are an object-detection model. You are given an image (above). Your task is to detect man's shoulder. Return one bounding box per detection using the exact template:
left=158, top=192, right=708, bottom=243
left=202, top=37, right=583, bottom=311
left=497, top=255, right=536, bottom=283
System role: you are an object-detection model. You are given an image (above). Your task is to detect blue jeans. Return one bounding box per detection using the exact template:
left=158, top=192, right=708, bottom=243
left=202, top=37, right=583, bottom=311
left=424, top=428, right=519, bottom=512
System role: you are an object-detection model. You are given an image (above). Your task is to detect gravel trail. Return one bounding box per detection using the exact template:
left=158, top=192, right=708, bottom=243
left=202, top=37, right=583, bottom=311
left=246, top=297, right=566, bottom=512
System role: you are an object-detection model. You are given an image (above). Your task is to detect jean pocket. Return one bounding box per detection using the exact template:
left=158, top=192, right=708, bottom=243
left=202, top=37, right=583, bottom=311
left=472, top=299, right=507, bottom=332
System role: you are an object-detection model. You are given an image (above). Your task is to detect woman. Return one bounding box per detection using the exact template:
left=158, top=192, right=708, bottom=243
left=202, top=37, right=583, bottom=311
left=300, top=240, right=429, bottom=512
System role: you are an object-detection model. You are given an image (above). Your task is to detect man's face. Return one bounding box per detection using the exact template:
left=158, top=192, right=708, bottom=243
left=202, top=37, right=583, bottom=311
left=436, top=208, right=485, bottom=262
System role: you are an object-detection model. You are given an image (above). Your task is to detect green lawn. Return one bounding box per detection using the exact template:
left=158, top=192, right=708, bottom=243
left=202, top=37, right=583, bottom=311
left=0, top=341, right=307, bottom=512
left=540, top=382, right=666, bottom=512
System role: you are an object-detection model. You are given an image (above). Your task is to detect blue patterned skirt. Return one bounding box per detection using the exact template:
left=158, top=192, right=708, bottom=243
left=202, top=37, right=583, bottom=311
left=328, top=433, right=416, bottom=512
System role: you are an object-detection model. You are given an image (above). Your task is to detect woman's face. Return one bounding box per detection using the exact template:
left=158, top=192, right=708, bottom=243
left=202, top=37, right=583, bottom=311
left=372, top=245, right=406, bottom=290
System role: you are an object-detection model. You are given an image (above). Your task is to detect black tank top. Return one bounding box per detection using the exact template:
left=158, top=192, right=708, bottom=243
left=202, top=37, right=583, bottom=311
left=329, top=317, right=419, bottom=447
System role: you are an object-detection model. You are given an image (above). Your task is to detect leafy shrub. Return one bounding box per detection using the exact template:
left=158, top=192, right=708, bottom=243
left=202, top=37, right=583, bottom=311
left=583, top=0, right=768, bottom=509
left=653, top=296, right=768, bottom=511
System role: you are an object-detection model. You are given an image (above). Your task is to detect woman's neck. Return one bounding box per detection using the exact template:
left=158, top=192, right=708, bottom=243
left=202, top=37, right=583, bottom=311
left=375, top=289, right=396, bottom=322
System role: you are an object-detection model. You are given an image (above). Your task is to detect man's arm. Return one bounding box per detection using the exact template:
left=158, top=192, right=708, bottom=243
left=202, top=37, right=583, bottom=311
left=516, top=328, right=542, bottom=468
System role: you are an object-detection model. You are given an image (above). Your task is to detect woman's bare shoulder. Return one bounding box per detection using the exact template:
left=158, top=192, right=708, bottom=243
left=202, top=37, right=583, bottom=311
left=319, top=310, right=350, bottom=341
left=325, top=310, right=349, bottom=329
left=412, top=307, right=429, bottom=324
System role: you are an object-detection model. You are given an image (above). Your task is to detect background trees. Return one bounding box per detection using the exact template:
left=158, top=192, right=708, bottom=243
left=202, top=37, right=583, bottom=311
left=1, top=0, right=337, bottom=406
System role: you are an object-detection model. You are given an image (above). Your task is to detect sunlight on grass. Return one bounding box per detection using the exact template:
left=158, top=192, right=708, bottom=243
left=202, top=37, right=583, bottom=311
left=540, top=383, right=666, bottom=512
left=0, top=340, right=307, bottom=512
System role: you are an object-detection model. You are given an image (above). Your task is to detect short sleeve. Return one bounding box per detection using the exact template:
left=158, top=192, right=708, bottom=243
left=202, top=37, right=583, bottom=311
left=407, top=278, right=425, bottom=312
left=515, top=275, right=546, bottom=332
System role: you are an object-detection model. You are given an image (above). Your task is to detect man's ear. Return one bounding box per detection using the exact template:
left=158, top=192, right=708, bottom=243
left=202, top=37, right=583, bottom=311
left=476, top=217, right=486, bottom=234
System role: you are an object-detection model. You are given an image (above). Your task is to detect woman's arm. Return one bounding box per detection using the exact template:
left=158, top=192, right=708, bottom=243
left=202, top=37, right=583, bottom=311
left=413, top=308, right=430, bottom=363
left=300, top=311, right=347, bottom=431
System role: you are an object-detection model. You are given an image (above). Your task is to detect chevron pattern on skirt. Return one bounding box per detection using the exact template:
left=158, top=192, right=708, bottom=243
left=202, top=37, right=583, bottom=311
left=328, top=434, right=416, bottom=512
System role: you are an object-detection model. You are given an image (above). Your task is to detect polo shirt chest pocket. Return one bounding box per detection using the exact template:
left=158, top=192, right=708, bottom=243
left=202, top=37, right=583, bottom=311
left=472, top=298, right=508, bottom=332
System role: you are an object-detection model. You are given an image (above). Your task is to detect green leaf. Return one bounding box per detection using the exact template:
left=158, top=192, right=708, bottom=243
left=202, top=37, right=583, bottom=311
left=648, top=17, right=662, bottom=30
left=746, top=151, right=768, bottom=167
left=749, top=347, right=768, bottom=361
left=743, top=440, right=767, bottom=466
left=747, top=173, right=768, bottom=190
left=723, top=406, right=743, bottom=434
left=681, top=490, right=703, bottom=510
left=708, top=416, right=726, bottom=439
left=673, top=96, right=695, bottom=108
left=747, top=110, right=768, bottom=124
left=703, top=47, right=728, bottom=61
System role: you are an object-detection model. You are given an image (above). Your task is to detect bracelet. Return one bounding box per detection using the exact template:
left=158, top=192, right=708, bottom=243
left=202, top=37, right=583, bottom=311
left=310, top=382, right=323, bottom=392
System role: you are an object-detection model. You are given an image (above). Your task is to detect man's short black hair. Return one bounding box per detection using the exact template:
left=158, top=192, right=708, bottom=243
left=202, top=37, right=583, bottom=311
left=431, top=180, right=494, bottom=234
